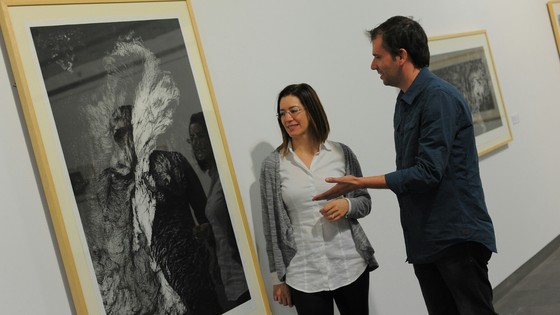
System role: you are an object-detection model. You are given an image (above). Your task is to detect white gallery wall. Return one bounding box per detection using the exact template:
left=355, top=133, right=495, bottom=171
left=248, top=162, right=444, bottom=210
left=1, top=0, right=559, bottom=314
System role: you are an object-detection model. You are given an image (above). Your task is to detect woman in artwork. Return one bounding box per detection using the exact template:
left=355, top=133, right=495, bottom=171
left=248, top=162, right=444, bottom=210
left=189, top=112, right=251, bottom=312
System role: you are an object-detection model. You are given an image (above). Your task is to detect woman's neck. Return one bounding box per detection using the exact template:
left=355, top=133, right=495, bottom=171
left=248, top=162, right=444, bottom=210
left=291, top=136, right=321, bottom=168
left=291, top=135, right=320, bottom=154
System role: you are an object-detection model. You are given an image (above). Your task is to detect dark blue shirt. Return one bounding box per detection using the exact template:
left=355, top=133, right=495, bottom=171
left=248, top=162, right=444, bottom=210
left=385, top=68, right=496, bottom=264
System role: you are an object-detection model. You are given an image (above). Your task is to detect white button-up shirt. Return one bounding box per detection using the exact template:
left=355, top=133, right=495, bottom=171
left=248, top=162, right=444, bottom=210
left=279, top=140, right=366, bottom=292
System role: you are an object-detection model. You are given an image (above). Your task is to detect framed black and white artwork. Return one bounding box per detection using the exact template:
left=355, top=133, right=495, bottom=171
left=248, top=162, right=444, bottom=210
left=429, top=30, right=513, bottom=156
left=0, top=0, right=270, bottom=314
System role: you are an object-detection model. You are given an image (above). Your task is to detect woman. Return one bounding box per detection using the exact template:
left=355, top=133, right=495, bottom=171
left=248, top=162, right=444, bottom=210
left=260, top=83, right=378, bottom=315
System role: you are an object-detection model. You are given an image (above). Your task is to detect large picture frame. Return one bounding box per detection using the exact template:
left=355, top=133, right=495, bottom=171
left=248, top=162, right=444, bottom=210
left=0, top=1, right=270, bottom=314
left=548, top=0, right=560, bottom=56
left=428, top=30, right=512, bottom=156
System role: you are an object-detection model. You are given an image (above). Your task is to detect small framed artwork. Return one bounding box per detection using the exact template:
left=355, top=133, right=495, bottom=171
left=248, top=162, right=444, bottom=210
left=0, top=0, right=270, bottom=314
left=548, top=0, right=560, bottom=56
left=428, top=30, right=513, bottom=156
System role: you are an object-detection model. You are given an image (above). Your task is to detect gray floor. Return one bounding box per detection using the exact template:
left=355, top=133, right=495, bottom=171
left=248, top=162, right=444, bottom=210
left=493, top=243, right=560, bottom=315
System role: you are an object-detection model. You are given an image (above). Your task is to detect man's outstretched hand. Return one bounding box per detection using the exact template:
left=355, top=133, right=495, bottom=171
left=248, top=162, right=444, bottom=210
left=312, top=176, right=361, bottom=200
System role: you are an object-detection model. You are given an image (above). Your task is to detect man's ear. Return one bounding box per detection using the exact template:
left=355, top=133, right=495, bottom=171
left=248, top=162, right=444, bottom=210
left=397, top=48, right=408, bottom=65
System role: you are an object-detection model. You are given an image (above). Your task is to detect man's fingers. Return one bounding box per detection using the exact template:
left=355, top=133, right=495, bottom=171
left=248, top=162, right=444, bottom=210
left=313, top=187, right=340, bottom=200
left=313, top=193, right=331, bottom=201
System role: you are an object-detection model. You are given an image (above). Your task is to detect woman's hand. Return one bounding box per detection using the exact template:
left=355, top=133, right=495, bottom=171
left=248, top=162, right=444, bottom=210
left=319, top=198, right=349, bottom=221
left=273, top=283, right=293, bottom=307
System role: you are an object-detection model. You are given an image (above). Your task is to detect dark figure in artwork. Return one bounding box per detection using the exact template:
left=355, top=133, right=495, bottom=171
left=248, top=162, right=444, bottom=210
left=147, top=149, right=222, bottom=315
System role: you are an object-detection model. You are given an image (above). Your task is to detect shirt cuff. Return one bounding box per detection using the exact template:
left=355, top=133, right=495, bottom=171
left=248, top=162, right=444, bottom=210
left=384, top=171, right=399, bottom=193
left=345, top=197, right=352, bottom=218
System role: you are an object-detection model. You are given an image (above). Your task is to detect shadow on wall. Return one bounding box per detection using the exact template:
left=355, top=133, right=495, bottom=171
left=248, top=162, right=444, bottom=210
left=248, top=141, right=297, bottom=315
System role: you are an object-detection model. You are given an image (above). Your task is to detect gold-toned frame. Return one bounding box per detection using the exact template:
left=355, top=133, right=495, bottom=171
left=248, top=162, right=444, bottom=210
left=548, top=0, right=560, bottom=56
left=428, top=30, right=513, bottom=156
left=0, top=0, right=270, bottom=314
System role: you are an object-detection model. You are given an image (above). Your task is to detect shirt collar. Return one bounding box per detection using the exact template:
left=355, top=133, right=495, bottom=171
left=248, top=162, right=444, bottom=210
left=321, top=140, right=333, bottom=152
left=287, top=140, right=332, bottom=153
left=398, top=67, right=434, bottom=105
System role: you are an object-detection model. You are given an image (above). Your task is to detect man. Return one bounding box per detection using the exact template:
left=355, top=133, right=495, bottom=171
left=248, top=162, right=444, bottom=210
left=313, top=16, right=498, bottom=315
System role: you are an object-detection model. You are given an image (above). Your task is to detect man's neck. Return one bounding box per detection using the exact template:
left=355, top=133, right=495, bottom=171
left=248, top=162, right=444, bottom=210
left=400, top=66, right=421, bottom=92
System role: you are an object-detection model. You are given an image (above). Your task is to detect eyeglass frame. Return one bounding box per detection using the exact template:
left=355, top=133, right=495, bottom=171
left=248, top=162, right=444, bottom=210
left=276, top=106, right=305, bottom=120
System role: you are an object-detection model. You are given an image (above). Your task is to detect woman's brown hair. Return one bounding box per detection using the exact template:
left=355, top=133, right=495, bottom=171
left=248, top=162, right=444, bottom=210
left=276, top=83, right=330, bottom=156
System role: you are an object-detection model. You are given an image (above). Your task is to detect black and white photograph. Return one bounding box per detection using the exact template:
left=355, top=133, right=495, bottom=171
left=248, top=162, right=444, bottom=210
left=430, top=47, right=502, bottom=137
left=428, top=30, right=512, bottom=156
left=31, top=18, right=251, bottom=314
left=0, top=1, right=269, bottom=314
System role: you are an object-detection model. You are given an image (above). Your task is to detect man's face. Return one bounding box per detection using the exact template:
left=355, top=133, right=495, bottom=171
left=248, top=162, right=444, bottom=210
left=370, top=36, right=402, bottom=88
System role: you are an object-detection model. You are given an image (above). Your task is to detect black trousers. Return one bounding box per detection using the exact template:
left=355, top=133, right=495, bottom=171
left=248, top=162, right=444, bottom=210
left=289, top=270, right=369, bottom=315
left=413, top=242, right=498, bottom=315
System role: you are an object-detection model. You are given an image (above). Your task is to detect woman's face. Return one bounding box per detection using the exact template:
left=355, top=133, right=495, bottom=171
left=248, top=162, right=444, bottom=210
left=189, top=122, right=212, bottom=162
left=278, top=95, right=309, bottom=140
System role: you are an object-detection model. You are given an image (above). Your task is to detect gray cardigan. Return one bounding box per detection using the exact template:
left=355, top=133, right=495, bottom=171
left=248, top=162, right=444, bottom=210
left=259, top=141, right=378, bottom=282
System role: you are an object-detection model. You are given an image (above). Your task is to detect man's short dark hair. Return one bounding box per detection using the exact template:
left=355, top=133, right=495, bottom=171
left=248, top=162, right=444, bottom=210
left=367, top=16, right=430, bottom=68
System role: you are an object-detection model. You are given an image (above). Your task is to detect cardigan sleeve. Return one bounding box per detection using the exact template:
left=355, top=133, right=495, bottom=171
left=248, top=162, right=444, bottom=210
left=260, top=155, right=280, bottom=273
left=339, top=143, right=371, bottom=219
left=260, top=152, right=295, bottom=282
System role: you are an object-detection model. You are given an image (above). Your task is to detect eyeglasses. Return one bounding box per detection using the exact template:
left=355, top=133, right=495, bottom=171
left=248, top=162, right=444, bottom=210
left=277, top=107, right=304, bottom=120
